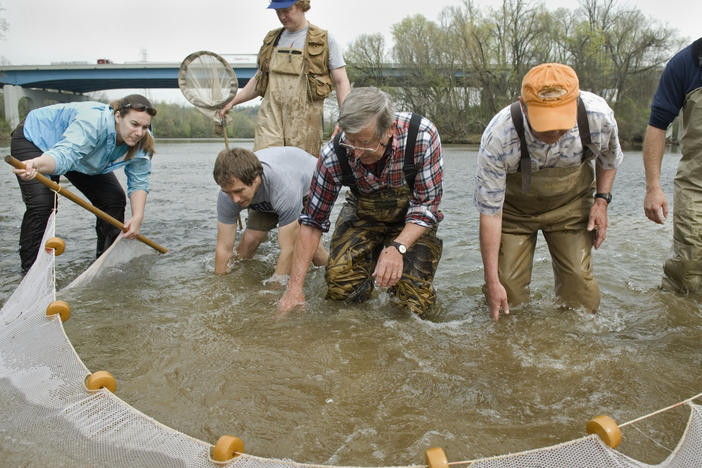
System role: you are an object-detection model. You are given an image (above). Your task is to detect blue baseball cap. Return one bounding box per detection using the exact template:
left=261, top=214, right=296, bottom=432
left=267, top=0, right=297, bottom=8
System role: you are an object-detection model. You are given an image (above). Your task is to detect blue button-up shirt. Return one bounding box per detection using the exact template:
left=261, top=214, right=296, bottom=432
left=23, top=101, right=152, bottom=195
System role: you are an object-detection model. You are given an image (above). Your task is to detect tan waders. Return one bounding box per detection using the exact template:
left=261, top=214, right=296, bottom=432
left=254, top=45, right=324, bottom=157
left=499, top=162, right=600, bottom=310
left=663, top=86, right=702, bottom=293
left=325, top=186, right=443, bottom=316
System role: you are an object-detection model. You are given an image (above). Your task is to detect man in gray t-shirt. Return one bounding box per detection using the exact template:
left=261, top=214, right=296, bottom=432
left=213, top=146, right=328, bottom=279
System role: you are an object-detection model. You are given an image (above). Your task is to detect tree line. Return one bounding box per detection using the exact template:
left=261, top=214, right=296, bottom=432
left=344, top=0, right=686, bottom=146
left=0, top=100, right=260, bottom=144
left=149, top=103, right=258, bottom=139
left=0, top=0, right=689, bottom=146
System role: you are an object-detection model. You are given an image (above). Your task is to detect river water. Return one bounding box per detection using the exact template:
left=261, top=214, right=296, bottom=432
left=1, top=140, right=701, bottom=466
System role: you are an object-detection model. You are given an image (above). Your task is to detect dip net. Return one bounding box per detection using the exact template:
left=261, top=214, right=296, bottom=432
left=178, top=50, right=238, bottom=127
left=1, top=212, right=702, bottom=467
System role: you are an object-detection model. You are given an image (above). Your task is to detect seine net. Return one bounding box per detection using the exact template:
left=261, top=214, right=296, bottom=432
left=1, top=212, right=701, bottom=467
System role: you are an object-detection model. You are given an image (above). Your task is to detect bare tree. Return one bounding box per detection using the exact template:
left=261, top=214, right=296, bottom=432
left=344, top=34, right=388, bottom=87
left=341, top=0, right=682, bottom=144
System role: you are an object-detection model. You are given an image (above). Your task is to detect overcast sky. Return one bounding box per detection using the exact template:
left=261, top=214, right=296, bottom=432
left=1, top=0, right=699, bottom=102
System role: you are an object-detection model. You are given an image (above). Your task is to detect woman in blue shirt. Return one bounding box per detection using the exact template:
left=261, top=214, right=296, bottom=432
left=11, top=94, right=157, bottom=274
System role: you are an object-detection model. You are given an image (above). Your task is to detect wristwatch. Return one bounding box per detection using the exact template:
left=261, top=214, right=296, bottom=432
left=389, top=241, right=407, bottom=255
left=595, top=192, right=612, bottom=204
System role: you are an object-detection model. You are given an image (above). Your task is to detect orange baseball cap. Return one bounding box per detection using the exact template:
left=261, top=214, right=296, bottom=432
left=521, top=63, right=579, bottom=132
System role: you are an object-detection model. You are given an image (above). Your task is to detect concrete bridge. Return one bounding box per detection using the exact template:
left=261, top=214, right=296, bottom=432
left=0, top=58, right=469, bottom=128
left=0, top=56, right=258, bottom=127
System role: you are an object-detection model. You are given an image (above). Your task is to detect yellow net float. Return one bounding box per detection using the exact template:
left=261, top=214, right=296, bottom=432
left=212, top=435, right=244, bottom=462
left=46, top=300, right=71, bottom=322
left=85, top=371, right=117, bottom=393
left=587, top=414, right=622, bottom=448
left=44, top=236, right=66, bottom=256
left=425, top=447, right=448, bottom=468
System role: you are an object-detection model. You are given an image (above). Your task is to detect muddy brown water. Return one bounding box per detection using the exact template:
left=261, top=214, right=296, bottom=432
left=1, top=140, right=700, bottom=465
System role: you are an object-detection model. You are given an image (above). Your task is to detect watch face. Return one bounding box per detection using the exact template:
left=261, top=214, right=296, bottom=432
left=391, top=242, right=407, bottom=254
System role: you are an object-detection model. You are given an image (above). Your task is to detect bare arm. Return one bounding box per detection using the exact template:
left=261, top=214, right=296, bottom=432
left=123, top=190, right=147, bottom=239
left=642, top=125, right=669, bottom=224
left=331, top=67, right=351, bottom=108
left=278, top=224, right=322, bottom=314
left=220, top=71, right=262, bottom=116
left=480, top=212, right=509, bottom=321
left=214, top=221, right=237, bottom=275
left=275, top=221, right=300, bottom=276
left=372, top=223, right=427, bottom=289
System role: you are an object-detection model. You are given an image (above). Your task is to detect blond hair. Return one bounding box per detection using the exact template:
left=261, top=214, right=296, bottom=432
left=296, top=0, right=310, bottom=12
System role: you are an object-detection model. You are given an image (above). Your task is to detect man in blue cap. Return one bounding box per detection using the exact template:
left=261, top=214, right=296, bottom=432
left=221, top=0, right=350, bottom=158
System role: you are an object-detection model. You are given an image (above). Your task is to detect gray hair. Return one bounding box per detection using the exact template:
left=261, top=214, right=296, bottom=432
left=337, top=87, right=395, bottom=138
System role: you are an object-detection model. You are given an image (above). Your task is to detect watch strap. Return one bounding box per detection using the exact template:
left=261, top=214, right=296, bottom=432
left=594, top=192, right=612, bottom=204
left=389, top=241, right=406, bottom=255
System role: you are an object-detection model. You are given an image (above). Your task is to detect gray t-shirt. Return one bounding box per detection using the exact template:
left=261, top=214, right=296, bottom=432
left=277, top=26, right=346, bottom=70
left=217, top=146, right=317, bottom=227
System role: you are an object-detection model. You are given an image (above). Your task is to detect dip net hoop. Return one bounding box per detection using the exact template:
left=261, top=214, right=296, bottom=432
left=178, top=50, right=238, bottom=127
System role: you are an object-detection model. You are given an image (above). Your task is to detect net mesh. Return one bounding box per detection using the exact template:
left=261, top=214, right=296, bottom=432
left=1, top=212, right=702, bottom=467
left=178, top=50, right=238, bottom=125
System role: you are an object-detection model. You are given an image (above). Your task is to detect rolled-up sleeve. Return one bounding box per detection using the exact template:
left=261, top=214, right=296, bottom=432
left=474, top=116, right=510, bottom=216
left=595, top=107, right=623, bottom=171
left=300, top=150, right=342, bottom=232
left=407, top=121, right=443, bottom=227
left=124, top=156, right=152, bottom=195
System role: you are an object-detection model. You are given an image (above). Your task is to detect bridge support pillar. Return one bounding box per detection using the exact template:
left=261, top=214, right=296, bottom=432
left=3, top=85, right=88, bottom=128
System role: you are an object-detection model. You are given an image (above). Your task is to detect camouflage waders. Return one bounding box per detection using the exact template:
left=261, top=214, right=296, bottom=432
left=500, top=162, right=600, bottom=310
left=325, top=185, right=443, bottom=316
left=663, top=86, right=702, bottom=293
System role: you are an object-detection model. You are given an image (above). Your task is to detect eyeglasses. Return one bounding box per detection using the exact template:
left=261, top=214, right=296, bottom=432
left=119, top=102, right=157, bottom=116
left=339, top=137, right=385, bottom=153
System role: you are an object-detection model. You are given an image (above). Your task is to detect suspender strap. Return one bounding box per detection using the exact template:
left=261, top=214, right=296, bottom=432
left=576, top=96, right=602, bottom=161
left=510, top=101, right=531, bottom=192
left=511, top=97, right=600, bottom=192
left=333, top=113, right=423, bottom=194
left=403, top=113, right=422, bottom=192
left=333, top=133, right=358, bottom=195
left=273, top=28, right=283, bottom=47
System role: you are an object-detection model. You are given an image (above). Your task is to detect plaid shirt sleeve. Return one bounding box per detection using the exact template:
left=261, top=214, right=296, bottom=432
left=406, top=115, right=444, bottom=227
left=299, top=141, right=343, bottom=232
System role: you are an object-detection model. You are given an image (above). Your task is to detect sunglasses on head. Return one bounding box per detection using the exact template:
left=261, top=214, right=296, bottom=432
left=119, top=102, right=157, bottom=116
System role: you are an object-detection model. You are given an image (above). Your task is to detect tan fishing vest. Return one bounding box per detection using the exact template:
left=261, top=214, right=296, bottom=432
left=254, top=23, right=333, bottom=101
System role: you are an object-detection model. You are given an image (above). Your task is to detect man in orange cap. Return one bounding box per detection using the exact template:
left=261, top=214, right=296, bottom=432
left=474, top=63, right=623, bottom=321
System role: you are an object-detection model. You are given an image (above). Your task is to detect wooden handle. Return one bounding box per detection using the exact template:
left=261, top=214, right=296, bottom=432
left=5, top=155, right=167, bottom=254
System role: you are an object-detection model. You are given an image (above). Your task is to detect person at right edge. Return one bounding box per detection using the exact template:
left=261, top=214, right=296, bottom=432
left=474, top=63, right=623, bottom=321
left=220, top=0, right=351, bottom=157
left=643, top=37, right=702, bottom=294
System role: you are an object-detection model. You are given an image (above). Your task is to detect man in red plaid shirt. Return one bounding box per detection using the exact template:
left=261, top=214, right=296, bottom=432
left=279, top=87, right=444, bottom=316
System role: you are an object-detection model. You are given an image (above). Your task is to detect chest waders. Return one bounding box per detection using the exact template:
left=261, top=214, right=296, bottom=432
left=255, top=33, right=325, bottom=157
left=325, top=115, right=443, bottom=316
left=663, top=85, right=702, bottom=293
left=498, top=99, right=600, bottom=311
